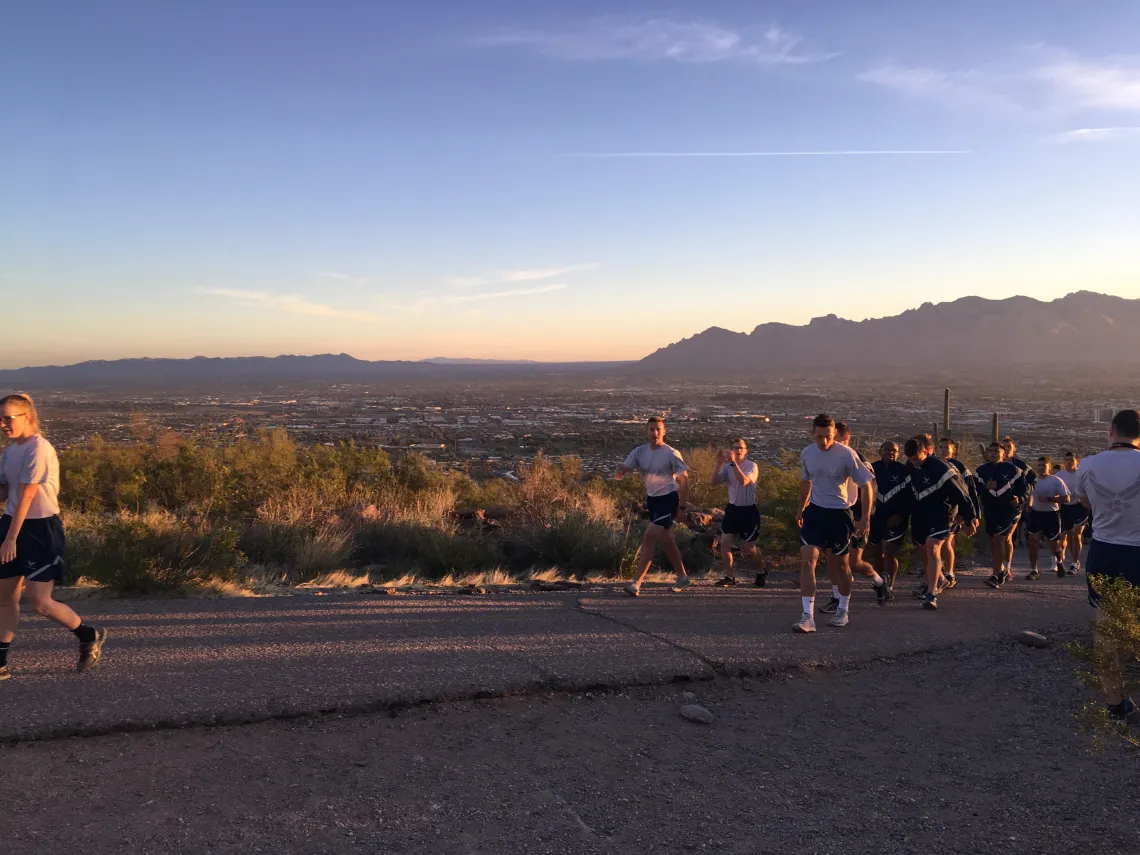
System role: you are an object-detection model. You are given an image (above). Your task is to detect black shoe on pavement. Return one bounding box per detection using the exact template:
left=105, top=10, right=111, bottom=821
left=819, top=597, right=840, bottom=615
left=875, top=580, right=888, bottom=606
left=1026, top=569, right=1040, bottom=581
left=944, top=574, right=957, bottom=590
left=714, top=576, right=738, bottom=587
left=985, top=574, right=1002, bottom=589
left=1109, top=697, right=1138, bottom=720
left=1056, top=563, right=1068, bottom=578
left=754, top=571, right=767, bottom=588
left=922, top=593, right=938, bottom=611
left=77, top=627, right=108, bottom=673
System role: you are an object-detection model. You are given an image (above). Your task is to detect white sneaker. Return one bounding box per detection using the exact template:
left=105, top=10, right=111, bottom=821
left=623, top=582, right=641, bottom=597
left=672, top=575, right=691, bottom=592
left=793, top=613, right=816, bottom=633
left=1071, top=562, right=1082, bottom=575
left=828, top=608, right=850, bottom=628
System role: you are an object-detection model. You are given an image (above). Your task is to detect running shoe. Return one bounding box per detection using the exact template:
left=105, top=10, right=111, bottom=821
left=0, top=666, right=9, bottom=681
left=793, top=613, right=817, bottom=634
left=623, top=582, right=641, bottom=597
left=1071, top=561, right=1082, bottom=575
left=1109, top=697, right=1138, bottom=720
left=875, top=580, right=888, bottom=606
left=1025, top=569, right=1040, bottom=581
left=944, top=574, right=958, bottom=590
left=999, top=569, right=1012, bottom=586
left=77, top=627, right=108, bottom=674
left=922, top=593, right=938, bottom=611
left=754, top=571, right=768, bottom=588
left=828, top=608, right=850, bottom=628
left=672, top=576, right=692, bottom=592
left=819, top=596, right=840, bottom=615
left=714, top=576, right=738, bottom=587
left=1056, top=563, right=1068, bottom=578
left=985, top=574, right=1002, bottom=589
left=885, top=587, right=895, bottom=603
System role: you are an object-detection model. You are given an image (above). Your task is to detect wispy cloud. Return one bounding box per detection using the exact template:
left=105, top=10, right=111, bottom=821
left=478, top=18, right=833, bottom=66
left=312, top=271, right=370, bottom=285
left=1054, top=126, right=1140, bottom=143
left=443, top=283, right=567, bottom=303
left=861, top=48, right=1140, bottom=118
left=442, top=264, right=596, bottom=288
left=207, top=288, right=380, bottom=322
left=567, top=150, right=971, bottom=157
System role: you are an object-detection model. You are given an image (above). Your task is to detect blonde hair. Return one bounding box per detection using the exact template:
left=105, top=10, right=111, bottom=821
left=1, top=392, right=41, bottom=433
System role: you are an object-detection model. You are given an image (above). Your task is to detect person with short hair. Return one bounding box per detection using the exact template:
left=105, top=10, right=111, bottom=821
left=1074, top=409, right=1140, bottom=721
left=935, top=436, right=980, bottom=590
left=710, top=438, right=765, bottom=587
left=977, top=442, right=1022, bottom=589
left=1025, top=456, right=1070, bottom=579
left=904, top=435, right=977, bottom=610
left=1, top=393, right=107, bottom=681
left=793, top=414, right=873, bottom=632
left=834, top=422, right=887, bottom=607
left=614, top=417, right=692, bottom=597
left=867, top=440, right=911, bottom=601
left=1002, top=436, right=1035, bottom=554
left=1055, top=450, right=1088, bottom=575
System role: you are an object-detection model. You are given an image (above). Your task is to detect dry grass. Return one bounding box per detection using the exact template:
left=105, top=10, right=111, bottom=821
left=297, top=570, right=373, bottom=589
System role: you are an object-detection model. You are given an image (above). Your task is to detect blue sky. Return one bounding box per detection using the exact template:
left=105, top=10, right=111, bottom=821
left=3, top=0, right=1140, bottom=367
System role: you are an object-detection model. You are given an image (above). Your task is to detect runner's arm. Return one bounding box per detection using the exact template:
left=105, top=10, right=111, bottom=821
left=0, top=482, right=39, bottom=564
left=676, top=471, right=690, bottom=509
left=730, top=460, right=754, bottom=486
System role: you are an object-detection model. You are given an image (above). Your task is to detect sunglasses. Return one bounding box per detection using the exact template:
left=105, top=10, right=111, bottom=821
left=0, top=413, right=28, bottom=424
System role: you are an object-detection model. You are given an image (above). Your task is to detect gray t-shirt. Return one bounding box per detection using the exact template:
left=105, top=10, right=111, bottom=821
left=1075, top=449, right=1140, bottom=547
left=1, top=434, right=62, bottom=519
left=1030, top=473, right=1070, bottom=512
left=715, top=460, right=758, bottom=507
left=800, top=442, right=874, bottom=510
left=1054, top=468, right=1080, bottom=505
left=622, top=443, right=688, bottom=498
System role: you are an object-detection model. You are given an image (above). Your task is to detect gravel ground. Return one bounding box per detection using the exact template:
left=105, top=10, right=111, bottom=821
left=3, top=634, right=1135, bottom=855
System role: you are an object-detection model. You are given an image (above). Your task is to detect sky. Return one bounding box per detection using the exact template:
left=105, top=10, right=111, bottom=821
left=3, top=0, right=1140, bottom=368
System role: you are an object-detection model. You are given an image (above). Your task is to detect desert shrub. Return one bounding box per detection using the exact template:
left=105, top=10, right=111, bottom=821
left=354, top=520, right=498, bottom=580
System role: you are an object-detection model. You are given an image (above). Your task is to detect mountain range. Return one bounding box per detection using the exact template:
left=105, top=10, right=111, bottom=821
left=0, top=292, right=1134, bottom=387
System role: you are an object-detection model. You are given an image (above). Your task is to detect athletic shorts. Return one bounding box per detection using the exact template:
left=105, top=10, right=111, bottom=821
left=0, top=515, right=67, bottom=583
left=800, top=504, right=854, bottom=555
left=1086, top=540, right=1140, bottom=607
left=983, top=504, right=1017, bottom=538
left=645, top=492, right=680, bottom=530
left=721, top=503, right=761, bottom=543
left=868, top=510, right=909, bottom=546
left=911, top=512, right=954, bottom=547
left=1061, top=504, right=1090, bottom=532
left=1027, top=510, right=1062, bottom=541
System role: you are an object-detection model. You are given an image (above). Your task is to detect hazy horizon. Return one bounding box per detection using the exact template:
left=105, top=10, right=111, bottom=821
left=4, top=1, right=1140, bottom=369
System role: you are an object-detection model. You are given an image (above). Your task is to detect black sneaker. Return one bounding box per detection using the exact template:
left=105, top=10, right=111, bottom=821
left=1109, top=697, right=1138, bottom=720
left=1025, top=569, right=1040, bottom=581
left=922, top=593, right=938, bottom=611
left=754, top=571, right=767, bottom=588
left=819, top=597, right=840, bottom=615
left=1056, top=563, right=1068, bottom=578
left=998, top=569, right=1012, bottom=586
left=714, top=576, right=738, bottom=587
left=944, top=574, right=957, bottom=590
left=985, top=574, right=1002, bottom=589
left=77, top=627, right=107, bottom=673
left=0, top=665, right=9, bottom=681
left=875, top=580, right=888, bottom=606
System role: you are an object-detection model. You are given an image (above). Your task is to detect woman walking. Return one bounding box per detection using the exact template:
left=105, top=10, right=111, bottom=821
left=0, top=393, right=105, bottom=680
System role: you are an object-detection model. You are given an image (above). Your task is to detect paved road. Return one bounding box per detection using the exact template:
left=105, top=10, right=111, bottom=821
left=1, top=562, right=1090, bottom=742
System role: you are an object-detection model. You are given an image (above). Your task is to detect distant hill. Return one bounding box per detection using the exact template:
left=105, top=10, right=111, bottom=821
left=636, top=291, right=1138, bottom=378
left=0, top=354, right=630, bottom=389
left=419, top=357, right=540, bottom=365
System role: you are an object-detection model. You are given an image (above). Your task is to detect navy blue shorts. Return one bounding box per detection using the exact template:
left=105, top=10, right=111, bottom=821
left=800, top=504, right=854, bottom=555
left=1086, top=540, right=1140, bottom=607
left=645, top=492, right=680, bottom=530
left=1061, top=504, right=1090, bottom=532
left=983, top=504, right=1017, bottom=538
left=912, top=512, right=953, bottom=547
left=721, top=503, right=761, bottom=543
left=868, top=509, right=909, bottom=546
left=0, top=515, right=67, bottom=583
left=1027, top=509, right=1062, bottom=541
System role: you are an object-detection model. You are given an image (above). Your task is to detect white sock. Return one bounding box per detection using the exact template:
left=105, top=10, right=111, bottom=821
left=871, top=572, right=884, bottom=586
left=802, top=596, right=815, bottom=615
left=839, top=595, right=851, bottom=611
left=831, top=585, right=840, bottom=599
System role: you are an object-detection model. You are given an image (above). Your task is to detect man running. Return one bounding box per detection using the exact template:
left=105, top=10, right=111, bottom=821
left=904, top=435, right=977, bottom=610
left=1074, top=409, right=1140, bottom=721
left=1003, top=436, right=1036, bottom=553
left=1025, top=456, right=1070, bottom=579
left=834, top=422, right=888, bottom=607
left=868, top=440, right=912, bottom=601
left=614, top=417, right=692, bottom=597
left=977, top=442, right=1023, bottom=589
left=935, top=437, right=980, bottom=590
left=710, top=438, right=765, bottom=587
left=1055, top=450, right=1088, bottom=575
left=794, top=414, right=873, bottom=632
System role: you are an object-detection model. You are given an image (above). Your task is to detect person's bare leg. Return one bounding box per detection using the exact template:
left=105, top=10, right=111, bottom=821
left=719, top=533, right=736, bottom=578
left=924, top=541, right=943, bottom=593
left=800, top=546, right=820, bottom=597
left=0, top=577, right=22, bottom=644
left=1028, top=533, right=1040, bottom=571
left=660, top=531, right=688, bottom=578
left=941, top=537, right=956, bottom=579
left=990, top=536, right=1004, bottom=574
left=744, top=543, right=764, bottom=571
left=883, top=542, right=901, bottom=590
left=23, top=580, right=82, bottom=631
left=632, top=528, right=660, bottom=585
left=828, top=552, right=853, bottom=597
left=1069, top=527, right=1084, bottom=565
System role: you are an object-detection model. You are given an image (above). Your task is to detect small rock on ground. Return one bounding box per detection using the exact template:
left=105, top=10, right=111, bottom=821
left=1015, top=630, right=1050, bottom=648
left=680, top=704, right=714, bottom=724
